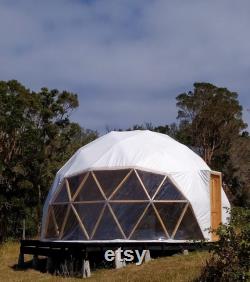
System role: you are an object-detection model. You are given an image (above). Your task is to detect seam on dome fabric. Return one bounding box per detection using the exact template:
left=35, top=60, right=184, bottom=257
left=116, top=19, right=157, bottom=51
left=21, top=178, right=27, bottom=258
left=55, top=131, right=116, bottom=177
left=60, top=130, right=209, bottom=178
left=63, top=166, right=211, bottom=179
left=53, top=131, right=146, bottom=195
left=78, top=130, right=140, bottom=154
left=55, top=130, right=209, bottom=182
left=156, top=132, right=210, bottom=170
left=88, top=131, right=146, bottom=169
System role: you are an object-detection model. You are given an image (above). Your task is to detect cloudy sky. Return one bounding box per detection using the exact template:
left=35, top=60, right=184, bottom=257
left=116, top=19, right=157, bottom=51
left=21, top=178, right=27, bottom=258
left=1, top=0, right=249, bottom=132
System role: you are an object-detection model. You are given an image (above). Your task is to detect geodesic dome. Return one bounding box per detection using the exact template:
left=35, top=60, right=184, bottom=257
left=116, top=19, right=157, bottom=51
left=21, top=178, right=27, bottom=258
left=41, top=130, right=230, bottom=242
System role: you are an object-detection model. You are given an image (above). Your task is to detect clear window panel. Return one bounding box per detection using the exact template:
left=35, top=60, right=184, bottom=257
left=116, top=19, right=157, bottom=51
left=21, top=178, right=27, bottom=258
left=52, top=204, right=68, bottom=234
left=110, top=203, right=148, bottom=238
left=62, top=207, right=87, bottom=240
left=111, top=171, right=148, bottom=200
left=94, top=169, right=130, bottom=198
left=45, top=208, right=58, bottom=239
left=53, top=182, right=69, bottom=203
left=75, top=173, right=104, bottom=201
left=174, top=206, right=204, bottom=240
left=131, top=205, right=168, bottom=240
left=154, top=203, right=186, bottom=236
left=137, top=170, right=165, bottom=199
left=154, top=178, right=186, bottom=200
left=67, top=173, right=87, bottom=198
left=73, top=203, right=105, bottom=237
left=92, top=206, right=123, bottom=240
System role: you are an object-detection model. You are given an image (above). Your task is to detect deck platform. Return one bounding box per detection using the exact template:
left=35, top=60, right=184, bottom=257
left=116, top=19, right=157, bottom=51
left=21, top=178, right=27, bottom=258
left=20, top=239, right=209, bottom=257
left=18, top=240, right=210, bottom=277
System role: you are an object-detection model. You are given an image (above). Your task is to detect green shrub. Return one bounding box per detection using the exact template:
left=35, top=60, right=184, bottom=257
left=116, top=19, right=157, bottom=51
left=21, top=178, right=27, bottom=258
left=198, top=207, right=250, bottom=281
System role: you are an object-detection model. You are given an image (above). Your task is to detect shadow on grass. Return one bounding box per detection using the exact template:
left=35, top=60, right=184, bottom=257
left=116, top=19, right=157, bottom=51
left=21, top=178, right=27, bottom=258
left=11, top=257, right=47, bottom=273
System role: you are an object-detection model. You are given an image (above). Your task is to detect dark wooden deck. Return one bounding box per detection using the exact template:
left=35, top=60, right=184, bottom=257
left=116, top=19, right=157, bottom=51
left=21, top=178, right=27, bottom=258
left=20, top=239, right=209, bottom=257
left=18, top=240, right=211, bottom=277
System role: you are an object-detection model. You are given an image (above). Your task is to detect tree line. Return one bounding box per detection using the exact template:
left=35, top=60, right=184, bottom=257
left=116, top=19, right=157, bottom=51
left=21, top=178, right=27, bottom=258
left=0, top=80, right=249, bottom=241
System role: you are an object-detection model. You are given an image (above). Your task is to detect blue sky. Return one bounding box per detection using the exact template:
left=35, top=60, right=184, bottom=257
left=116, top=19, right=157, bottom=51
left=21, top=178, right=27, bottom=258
left=0, top=0, right=249, bottom=132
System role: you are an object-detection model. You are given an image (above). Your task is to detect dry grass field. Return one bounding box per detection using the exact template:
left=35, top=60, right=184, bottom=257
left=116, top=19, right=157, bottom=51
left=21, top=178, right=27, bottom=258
left=0, top=242, right=210, bottom=282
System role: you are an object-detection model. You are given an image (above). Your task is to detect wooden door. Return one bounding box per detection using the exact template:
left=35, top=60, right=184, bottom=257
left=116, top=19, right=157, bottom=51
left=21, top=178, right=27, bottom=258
left=210, top=172, right=222, bottom=241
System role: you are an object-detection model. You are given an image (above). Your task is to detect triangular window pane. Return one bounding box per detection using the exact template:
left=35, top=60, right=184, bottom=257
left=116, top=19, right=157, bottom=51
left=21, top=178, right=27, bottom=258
left=154, top=203, right=186, bottom=236
left=154, top=178, right=185, bottom=200
left=111, top=171, right=148, bottom=200
left=131, top=205, right=168, bottom=240
left=75, top=173, right=104, bottom=201
left=67, top=173, right=86, bottom=198
left=137, top=170, right=165, bottom=199
left=45, top=208, right=58, bottom=239
left=174, top=206, right=204, bottom=240
left=62, top=207, right=87, bottom=240
left=53, top=182, right=69, bottom=203
left=94, top=169, right=130, bottom=198
left=110, top=203, right=147, bottom=238
left=92, top=206, right=123, bottom=240
left=52, top=204, right=68, bottom=234
left=73, top=203, right=104, bottom=237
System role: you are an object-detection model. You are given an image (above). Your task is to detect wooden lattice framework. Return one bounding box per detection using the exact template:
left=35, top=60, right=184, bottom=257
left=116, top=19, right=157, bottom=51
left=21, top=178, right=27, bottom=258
left=45, top=169, right=204, bottom=241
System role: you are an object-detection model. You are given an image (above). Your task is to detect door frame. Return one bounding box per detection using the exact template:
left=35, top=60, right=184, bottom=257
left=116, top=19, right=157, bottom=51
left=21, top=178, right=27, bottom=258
left=210, top=171, right=222, bottom=241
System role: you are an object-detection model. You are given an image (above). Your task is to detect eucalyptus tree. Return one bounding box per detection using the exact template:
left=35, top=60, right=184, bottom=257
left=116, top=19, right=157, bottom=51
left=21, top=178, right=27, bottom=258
left=176, top=82, right=247, bottom=166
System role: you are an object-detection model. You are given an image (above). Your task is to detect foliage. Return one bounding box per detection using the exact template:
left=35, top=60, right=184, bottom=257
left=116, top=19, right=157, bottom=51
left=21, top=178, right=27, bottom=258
left=176, top=82, right=249, bottom=206
left=176, top=82, right=247, bottom=166
left=0, top=80, right=97, bottom=241
left=199, top=207, right=250, bottom=281
left=224, top=135, right=250, bottom=207
left=109, top=122, right=182, bottom=141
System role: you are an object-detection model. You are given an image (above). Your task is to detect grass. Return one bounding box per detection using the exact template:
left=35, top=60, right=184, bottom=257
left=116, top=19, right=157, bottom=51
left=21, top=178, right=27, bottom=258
left=0, top=241, right=210, bottom=282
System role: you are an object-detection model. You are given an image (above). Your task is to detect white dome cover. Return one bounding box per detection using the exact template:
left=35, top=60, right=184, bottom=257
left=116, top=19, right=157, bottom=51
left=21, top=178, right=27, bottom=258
left=42, top=130, right=230, bottom=241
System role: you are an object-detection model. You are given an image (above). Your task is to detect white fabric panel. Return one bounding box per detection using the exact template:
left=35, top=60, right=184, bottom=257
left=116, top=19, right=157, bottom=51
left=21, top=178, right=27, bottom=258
left=62, top=131, right=210, bottom=177
left=169, top=170, right=211, bottom=240
left=221, top=188, right=231, bottom=224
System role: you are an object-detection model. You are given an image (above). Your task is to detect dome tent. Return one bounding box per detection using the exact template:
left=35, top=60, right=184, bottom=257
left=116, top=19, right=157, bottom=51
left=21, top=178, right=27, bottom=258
left=41, top=130, right=230, bottom=242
